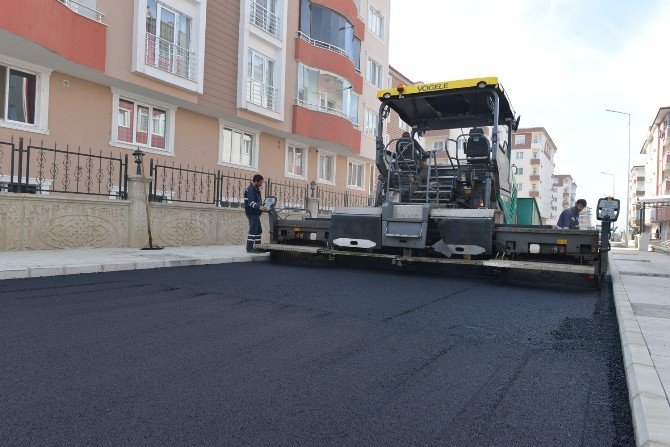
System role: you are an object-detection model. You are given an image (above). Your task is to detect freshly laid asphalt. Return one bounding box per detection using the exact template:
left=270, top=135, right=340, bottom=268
left=0, top=262, right=634, bottom=446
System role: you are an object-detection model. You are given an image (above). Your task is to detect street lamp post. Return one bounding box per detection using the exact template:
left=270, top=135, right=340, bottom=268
left=606, top=109, right=631, bottom=244
left=601, top=171, right=615, bottom=196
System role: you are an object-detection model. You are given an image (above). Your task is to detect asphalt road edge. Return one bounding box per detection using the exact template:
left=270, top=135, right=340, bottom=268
left=609, top=253, right=670, bottom=447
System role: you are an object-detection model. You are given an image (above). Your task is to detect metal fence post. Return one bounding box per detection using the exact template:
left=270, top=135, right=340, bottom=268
left=148, top=158, right=154, bottom=201
left=123, top=154, right=129, bottom=198
left=16, top=137, right=24, bottom=192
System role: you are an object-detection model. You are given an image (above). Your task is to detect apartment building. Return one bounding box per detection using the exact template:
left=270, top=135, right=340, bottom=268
left=0, top=0, right=390, bottom=198
left=579, top=206, right=593, bottom=230
left=639, top=107, right=670, bottom=240
left=511, top=127, right=557, bottom=224
left=552, top=174, right=577, bottom=222
left=629, top=165, right=645, bottom=230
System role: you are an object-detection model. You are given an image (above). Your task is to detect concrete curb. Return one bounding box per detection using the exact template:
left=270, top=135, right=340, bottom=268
left=0, top=253, right=270, bottom=281
left=609, top=254, right=670, bottom=447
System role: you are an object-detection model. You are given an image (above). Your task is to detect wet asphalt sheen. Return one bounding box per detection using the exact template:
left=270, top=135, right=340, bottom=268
left=0, top=262, right=634, bottom=446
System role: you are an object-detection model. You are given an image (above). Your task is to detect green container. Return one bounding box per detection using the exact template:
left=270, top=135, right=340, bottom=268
left=516, top=198, right=542, bottom=225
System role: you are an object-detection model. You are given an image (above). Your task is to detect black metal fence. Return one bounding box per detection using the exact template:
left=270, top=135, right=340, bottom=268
left=0, top=137, right=128, bottom=197
left=316, top=185, right=373, bottom=213
left=0, top=136, right=373, bottom=210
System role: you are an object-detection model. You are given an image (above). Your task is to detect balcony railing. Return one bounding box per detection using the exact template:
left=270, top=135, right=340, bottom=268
left=250, top=0, right=282, bottom=39
left=145, top=33, right=197, bottom=81
left=529, top=175, right=541, bottom=181
left=58, top=0, right=104, bottom=22
left=247, top=79, right=279, bottom=111
left=294, top=98, right=357, bottom=126
left=297, top=32, right=361, bottom=74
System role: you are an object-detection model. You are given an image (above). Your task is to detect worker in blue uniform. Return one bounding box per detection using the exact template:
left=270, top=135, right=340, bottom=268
left=244, top=174, right=269, bottom=252
left=556, top=199, right=587, bottom=230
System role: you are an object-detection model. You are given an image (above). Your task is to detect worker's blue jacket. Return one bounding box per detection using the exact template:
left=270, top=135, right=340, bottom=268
left=556, top=206, right=580, bottom=230
left=244, top=183, right=262, bottom=216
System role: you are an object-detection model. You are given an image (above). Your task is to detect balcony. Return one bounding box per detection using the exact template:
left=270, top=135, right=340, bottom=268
left=296, top=33, right=363, bottom=93
left=250, top=0, right=282, bottom=39
left=529, top=175, right=541, bottom=181
left=58, top=0, right=103, bottom=22
left=664, top=154, right=670, bottom=172
left=530, top=158, right=541, bottom=166
left=529, top=191, right=540, bottom=198
left=246, top=79, right=279, bottom=112
left=293, top=100, right=361, bottom=153
left=0, top=0, right=106, bottom=71
left=145, top=33, right=197, bottom=81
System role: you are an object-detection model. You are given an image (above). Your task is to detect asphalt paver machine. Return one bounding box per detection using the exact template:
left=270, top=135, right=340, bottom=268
left=259, top=77, right=619, bottom=288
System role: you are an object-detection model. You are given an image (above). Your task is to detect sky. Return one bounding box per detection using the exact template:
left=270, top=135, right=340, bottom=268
left=389, top=0, right=670, bottom=226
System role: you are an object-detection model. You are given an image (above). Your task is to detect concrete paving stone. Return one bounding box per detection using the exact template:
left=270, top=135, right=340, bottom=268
left=133, top=260, right=167, bottom=270
left=652, top=355, right=670, bottom=400
left=0, top=269, right=30, bottom=280
left=623, top=343, right=655, bottom=369
left=632, top=393, right=670, bottom=446
left=101, top=262, right=137, bottom=272
left=626, top=363, right=667, bottom=399
left=621, top=329, right=650, bottom=348
left=644, top=336, right=670, bottom=358
left=29, top=266, right=65, bottom=278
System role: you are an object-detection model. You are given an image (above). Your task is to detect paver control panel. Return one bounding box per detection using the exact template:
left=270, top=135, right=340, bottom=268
left=596, top=197, right=620, bottom=222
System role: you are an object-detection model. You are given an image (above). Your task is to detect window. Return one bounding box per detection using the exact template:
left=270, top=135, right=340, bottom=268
left=116, top=97, right=168, bottom=151
left=532, top=183, right=537, bottom=191
left=516, top=167, right=523, bottom=175
left=433, top=141, right=444, bottom=151
left=0, top=58, right=49, bottom=134
left=398, top=117, right=410, bottom=131
left=318, top=152, right=335, bottom=183
left=221, top=125, right=255, bottom=167
left=366, top=58, right=383, bottom=88
left=517, top=183, right=523, bottom=192
left=514, top=134, right=525, bottom=145
left=532, top=134, right=540, bottom=144
left=514, top=151, right=524, bottom=160
left=145, top=0, right=194, bottom=79
left=247, top=49, right=277, bottom=111
left=348, top=161, right=364, bottom=188
left=297, top=63, right=359, bottom=124
left=365, top=109, right=378, bottom=136
left=250, top=0, right=281, bottom=38
left=532, top=168, right=538, bottom=176
left=299, top=0, right=361, bottom=69
left=532, top=151, right=538, bottom=159
left=286, top=144, right=306, bottom=178
left=368, top=7, right=384, bottom=39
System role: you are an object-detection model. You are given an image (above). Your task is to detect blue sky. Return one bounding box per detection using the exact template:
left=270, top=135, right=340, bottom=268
left=390, top=0, right=670, bottom=225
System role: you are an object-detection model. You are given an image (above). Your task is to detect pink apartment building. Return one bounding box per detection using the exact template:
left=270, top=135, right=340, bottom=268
left=0, top=0, right=390, bottom=201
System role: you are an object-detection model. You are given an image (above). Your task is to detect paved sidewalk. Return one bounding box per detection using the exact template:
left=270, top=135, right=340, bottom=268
left=610, top=248, right=670, bottom=447
left=0, top=245, right=269, bottom=280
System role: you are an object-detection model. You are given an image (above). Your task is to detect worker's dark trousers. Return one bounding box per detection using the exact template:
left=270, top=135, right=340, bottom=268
left=246, top=214, right=262, bottom=251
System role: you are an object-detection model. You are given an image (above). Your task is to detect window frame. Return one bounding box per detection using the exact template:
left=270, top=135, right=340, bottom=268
left=514, top=134, right=525, bottom=145
left=285, top=142, right=307, bottom=179
left=218, top=120, right=259, bottom=171
left=317, top=150, right=336, bottom=185
left=514, top=151, right=524, bottom=160
left=110, top=88, right=176, bottom=156
left=364, top=108, right=378, bottom=137
left=367, top=6, right=384, bottom=40
left=366, top=57, right=383, bottom=89
left=347, top=159, right=365, bottom=190
left=0, top=55, right=51, bottom=135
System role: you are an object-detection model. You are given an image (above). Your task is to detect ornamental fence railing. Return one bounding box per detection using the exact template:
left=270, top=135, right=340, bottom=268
left=0, top=136, right=373, bottom=211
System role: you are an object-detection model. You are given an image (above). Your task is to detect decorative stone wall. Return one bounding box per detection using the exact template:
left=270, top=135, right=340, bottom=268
left=0, top=174, right=270, bottom=251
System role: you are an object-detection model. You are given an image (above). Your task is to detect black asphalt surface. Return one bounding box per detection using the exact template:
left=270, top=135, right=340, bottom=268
left=1, top=262, right=633, bottom=446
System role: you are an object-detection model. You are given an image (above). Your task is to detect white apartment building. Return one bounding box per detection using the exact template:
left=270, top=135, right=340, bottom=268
left=640, top=107, right=670, bottom=240
left=511, top=127, right=557, bottom=224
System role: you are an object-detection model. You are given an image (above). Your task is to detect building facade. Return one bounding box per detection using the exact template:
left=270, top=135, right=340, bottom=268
left=639, top=107, right=670, bottom=240
left=511, top=127, right=557, bottom=224
left=0, top=0, right=391, bottom=203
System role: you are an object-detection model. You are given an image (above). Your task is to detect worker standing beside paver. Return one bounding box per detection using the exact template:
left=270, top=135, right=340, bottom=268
left=556, top=199, right=587, bottom=230
left=244, top=174, right=268, bottom=252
